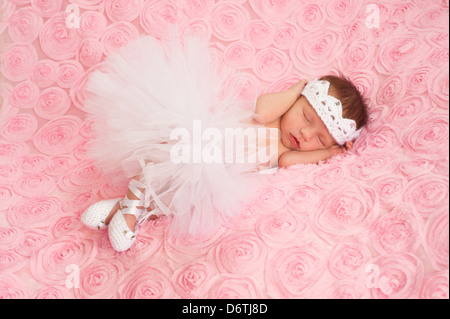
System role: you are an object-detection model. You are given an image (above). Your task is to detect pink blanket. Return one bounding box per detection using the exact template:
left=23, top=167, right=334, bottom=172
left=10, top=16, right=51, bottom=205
left=0, top=0, right=448, bottom=299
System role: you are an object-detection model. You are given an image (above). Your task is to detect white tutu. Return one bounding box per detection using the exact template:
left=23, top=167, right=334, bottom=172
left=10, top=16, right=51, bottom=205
left=84, top=30, right=276, bottom=236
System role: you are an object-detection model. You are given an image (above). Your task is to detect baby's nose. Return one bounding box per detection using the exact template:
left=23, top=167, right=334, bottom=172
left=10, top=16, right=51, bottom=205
left=300, top=128, right=311, bottom=141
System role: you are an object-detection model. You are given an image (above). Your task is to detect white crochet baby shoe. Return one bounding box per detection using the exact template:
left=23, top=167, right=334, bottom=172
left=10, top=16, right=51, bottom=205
left=81, top=198, right=122, bottom=230
left=108, top=179, right=146, bottom=252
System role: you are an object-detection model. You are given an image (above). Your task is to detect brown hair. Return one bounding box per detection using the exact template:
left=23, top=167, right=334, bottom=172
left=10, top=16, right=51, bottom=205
left=320, top=74, right=369, bottom=130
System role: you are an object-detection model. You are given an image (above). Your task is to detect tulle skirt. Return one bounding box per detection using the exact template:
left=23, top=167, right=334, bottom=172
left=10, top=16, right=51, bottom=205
left=84, top=31, right=276, bottom=236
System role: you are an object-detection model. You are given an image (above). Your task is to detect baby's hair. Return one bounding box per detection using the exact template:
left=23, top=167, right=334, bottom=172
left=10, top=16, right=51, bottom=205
left=320, top=74, right=369, bottom=130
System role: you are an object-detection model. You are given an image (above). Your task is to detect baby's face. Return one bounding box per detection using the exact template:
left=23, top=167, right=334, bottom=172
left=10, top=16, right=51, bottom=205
left=280, top=96, right=337, bottom=151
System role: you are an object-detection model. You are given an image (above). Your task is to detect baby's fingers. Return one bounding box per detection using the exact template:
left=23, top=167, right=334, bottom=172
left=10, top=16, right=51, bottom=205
left=345, top=141, right=353, bottom=150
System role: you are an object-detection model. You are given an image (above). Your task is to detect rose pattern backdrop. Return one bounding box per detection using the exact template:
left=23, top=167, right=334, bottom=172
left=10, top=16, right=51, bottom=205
left=0, top=0, right=448, bottom=299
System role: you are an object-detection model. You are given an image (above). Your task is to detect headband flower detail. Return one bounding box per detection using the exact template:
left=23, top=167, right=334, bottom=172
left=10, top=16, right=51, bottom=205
left=301, top=79, right=362, bottom=145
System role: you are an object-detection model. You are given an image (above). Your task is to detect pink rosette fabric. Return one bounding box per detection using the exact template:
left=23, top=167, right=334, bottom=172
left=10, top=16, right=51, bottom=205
left=165, top=226, right=229, bottom=264
left=76, top=38, right=104, bottom=68
left=74, top=260, right=124, bottom=299
left=210, top=2, right=249, bottom=41
left=339, top=42, right=376, bottom=72
left=7, top=196, right=61, bottom=228
left=320, top=280, right=369, bottom=299
left=115, top=235, right=162, bottom=269
left=351, top=152, right=397, bottom=181
left=0, top=162, right=23, bottom=185
left=44, top=156, right=76, bottom=176
left=79, top=11, right=107, bottom=38
left=223, top=41, right=255, bottom=70
left=328, top=242, right=371, bottom=280
left=294, top=3, right=325, bottom=30
left=15, top=229, right=53, bottom=258
left=368, top=254, right=424, bottom=299
left=310, top=182, right=379, bottom=242
left=69, top=0, right=104, bottom=11
left=266, top=244, right=326, bottom=298
left=30, top=0, right=62, bottom=18
left=34, top=286, right=72, bottom=299
left=181, top=18, right=212, bottom=40
left=312, top=162, right=349, bottom=189
left=0, top=227, right=23, bottom=250
left=30, top=233, right=97, bottom=286
left=325, top=0, right=362, bottom=25
left=12, top=173, right=56, bottom=197
left=347, top=70, right=379, bottom=105
left=421, top=272, right=449, bottom=299
left=105, top=0, right=142, bottom=23
left=34, top=87, right=71, bottom=119
left=376, top=75, right=406, bottom=106
left=0, top=185, right=19, bottom=211
left=118, top=265, right=176, bottom=298
left=182, top=0, right=215, bottom=18
left=372, top=174, right=407, bottom=209
left=399, top=158, right=435, bottom=180
left=223, top=72, right=261, bottom=105
left=427, top=66, right=449, bottom=109
left=0, top=249, right=26, bottom=273
left=1, top=43, right=38, bottom=82
left=1, top=113, right=38, bottom=143
left=30, top=59, right=59, bottom=88
left=214, top=232, right=267, bottom=275
left=424, top=207, right=449, bottom=271
left=401, top=113, right=449, bottom=158
left=244, top=19, right=274, bottom=49
left=370, top=205, right=423, bottom=255
left=172, top=261, right=216, bottom=298
left=0, top=141, right=29, bottom=164
left=57, top=161, right=103, bottom=193
left=286, top=183, right=320, bottom=214
left=405, top=6, right=449, bottom=32
left=375, top=34, right=423, bottom=75
left=50, top=214, right=82, bottom=238
left=9, top=80, right=40, bottom=109
left=252, top=47, right=291, bottom=81
left=7, top=7, right=43, bottom=43
left=406, top=67, right=430, bottom=95
left=356, top=124, right=402, bottom=155
left=33, top=116, right=82, bottom=156
left=205, top=274, right=260, bottom=299
left=249, top=0, right=298, bottom=21
left=388, top=95, right=430, bottom=128
left=100, top=22, right=139, bottom=55
left=57, top=60, right=84, bottom=89
left=140, top=1, right=186, bottom=39
left=255, top=211, right=305, bottom=247
left=39, top=12, right=82, bottom=61
left=273, top=23, right=298, bottom=50
left=254, top=186, right=287, bottom=213
left=0, top=273, right=33, bottom=299
left=289, top=28, right=344, bottom=75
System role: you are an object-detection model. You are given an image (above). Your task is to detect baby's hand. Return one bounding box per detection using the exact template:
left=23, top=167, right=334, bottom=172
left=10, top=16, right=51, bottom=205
left=327, top=141, right=353, bottom=157
left=288, top=79, right=308, bottom=98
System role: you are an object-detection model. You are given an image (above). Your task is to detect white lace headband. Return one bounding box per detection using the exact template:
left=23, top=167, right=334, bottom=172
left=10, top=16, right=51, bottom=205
left=301, top=79, right=362, bottom=145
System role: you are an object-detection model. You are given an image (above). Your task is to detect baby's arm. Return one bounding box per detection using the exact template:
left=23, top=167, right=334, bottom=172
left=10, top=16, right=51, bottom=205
left=278, top=142, right=353, bottom=167
left=254, top=80, right=307, bottom=124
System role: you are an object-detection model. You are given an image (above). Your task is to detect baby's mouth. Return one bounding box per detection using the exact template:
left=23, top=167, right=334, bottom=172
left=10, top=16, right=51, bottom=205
left=290, top=133, right=300, bottom=149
